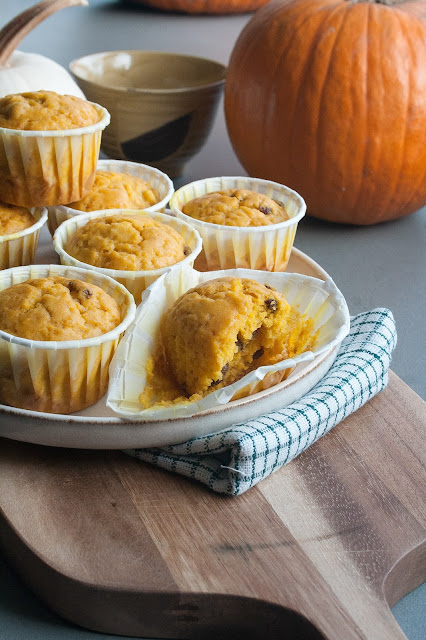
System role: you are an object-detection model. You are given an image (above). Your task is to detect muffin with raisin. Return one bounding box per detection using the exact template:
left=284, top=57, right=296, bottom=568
left=170, top=176, right=306, bottom=271
left=0, top=266, right=135, bottom=414
left=139, top=277, right=317, bottom=409
left=0, top=90, right=109, bottom=207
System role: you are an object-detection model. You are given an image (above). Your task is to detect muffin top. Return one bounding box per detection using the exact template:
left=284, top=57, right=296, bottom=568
left=181, top=189, right=289, bottom=227
left=69, top=171, right=160, bottom=212
left=65, top=214, right=191, bottom=271
left=0, top=202, right=35, bottom=235
left=0, top=91, right=100, bottom=131
left=0, top=276, right=121, bottom=341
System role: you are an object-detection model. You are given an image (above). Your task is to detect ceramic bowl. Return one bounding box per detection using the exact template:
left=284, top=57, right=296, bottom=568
left=0, top=247, right=335, bottom=449
left=70, top=50, right=227, bottom=179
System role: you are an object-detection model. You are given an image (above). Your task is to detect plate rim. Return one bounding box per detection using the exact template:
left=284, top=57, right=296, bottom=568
left=0, top=344, right=336, bottom=427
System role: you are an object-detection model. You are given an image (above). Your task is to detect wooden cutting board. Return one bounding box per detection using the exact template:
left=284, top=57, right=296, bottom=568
left=0, top=370, right=424, bottom=640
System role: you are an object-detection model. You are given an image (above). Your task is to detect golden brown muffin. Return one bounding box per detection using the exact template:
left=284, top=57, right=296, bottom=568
left=0, top=202, right=35, bottom=235
left=0, top=91, right=100, bottom=131
left=0, top=276, right=121, bottom=341
left=182, top=189, right=289, bottom=226
left=68, top=171, right=160, bottom=212
left=65, top=214, right=191, bottom=271
left=158, top=277, right=316, bottom=398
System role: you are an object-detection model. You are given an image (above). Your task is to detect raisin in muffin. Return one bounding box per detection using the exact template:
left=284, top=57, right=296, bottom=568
left=65, top=213, right=191, bottom=271
left=181, top=189, right=289, bottom=227
left=159, top=277, right=314, bottom=397
left=68, top=171, right=160, bottom=212
left=0, top=202, right=36, bottom=235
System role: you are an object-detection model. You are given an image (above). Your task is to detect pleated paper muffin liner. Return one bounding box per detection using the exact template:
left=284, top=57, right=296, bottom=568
left=0, top=207, right=47, bottom=270
left=169, top=176, right=306, bottom=271
left=0, top=264, right=136, bottom=414
left=53, top=209, right=203, bottom=305
left=0, top=103, right=110, bottom=208
left=47, top=158, right=174, bottom=236
left=107, top=265, right=350, bottom=420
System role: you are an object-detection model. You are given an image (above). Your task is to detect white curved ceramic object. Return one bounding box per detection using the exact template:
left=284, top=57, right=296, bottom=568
left=0, top=248, right=343, bottom=450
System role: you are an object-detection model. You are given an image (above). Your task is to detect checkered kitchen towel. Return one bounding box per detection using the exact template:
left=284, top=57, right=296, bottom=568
left=126, top=308, right=397, bottom=496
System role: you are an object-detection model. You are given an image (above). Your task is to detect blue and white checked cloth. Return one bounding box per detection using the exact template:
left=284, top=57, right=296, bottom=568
left=126, top=308, right=397, bottom=496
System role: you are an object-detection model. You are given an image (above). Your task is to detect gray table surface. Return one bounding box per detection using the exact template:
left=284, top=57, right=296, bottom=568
left=0, top=1, right=425, bottom=639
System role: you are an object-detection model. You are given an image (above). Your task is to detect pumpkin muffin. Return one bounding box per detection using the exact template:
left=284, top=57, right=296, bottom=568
left=68, top=170, right=160, bottom=212
left=156, top=277, right=317, bottom=398
left=182, top=189, right=289, bottom=227
left=65, top=213, right=191, bottom=271
left=0, top=267, right=135, bottom=415
left=0, top=205, right=47, bottom=271
left=46, top=158, right=175, bottom=237
left=0, top=276, right=121, bottom=341
left=170, top=177, right=305, bottom=271
left=0, top=201, right=36, bottom=235
left=0, top=90, right=100, bottom=131
left=0, top=90, right=109, bottom=208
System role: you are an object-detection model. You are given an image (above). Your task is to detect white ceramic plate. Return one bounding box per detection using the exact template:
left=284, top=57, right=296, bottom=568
left=0, top=247, right=342, bottom=450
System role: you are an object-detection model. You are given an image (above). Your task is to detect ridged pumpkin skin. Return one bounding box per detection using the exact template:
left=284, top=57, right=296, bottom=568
left=225, top=0, right=426, bottom=224
left=136, top=0, right=270, bottom=14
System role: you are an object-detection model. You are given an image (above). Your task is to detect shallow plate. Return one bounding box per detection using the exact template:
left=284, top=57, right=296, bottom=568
left=0, top=247, right=340, bottom=450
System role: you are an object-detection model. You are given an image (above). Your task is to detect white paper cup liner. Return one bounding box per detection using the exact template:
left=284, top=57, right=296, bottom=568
left=0, top=207, right=47, bottom=270
left=47, top=158, right=174, bottom=235
left=169, top=176, right=306, bottom=271
left=53, top=209, right=203, bottom=304
left=0, top=103, right=110, bottom=207
left=107, top=265, right=350, bottom=420
left=0, top=263, right=136, bottom=414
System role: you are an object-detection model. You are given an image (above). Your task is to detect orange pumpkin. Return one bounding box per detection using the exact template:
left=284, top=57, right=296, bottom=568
left=225, top=0, right=426, bottom=225
left=128, top=0, right=270, bottom=14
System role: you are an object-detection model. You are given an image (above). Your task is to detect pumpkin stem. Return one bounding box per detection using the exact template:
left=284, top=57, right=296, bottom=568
left=0, top=0, right=88, bottom=68
left=348, top=0, right=410, bottom=4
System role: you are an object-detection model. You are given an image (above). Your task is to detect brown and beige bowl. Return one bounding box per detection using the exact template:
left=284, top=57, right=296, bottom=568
left=70, top=50, right=226, bottom=179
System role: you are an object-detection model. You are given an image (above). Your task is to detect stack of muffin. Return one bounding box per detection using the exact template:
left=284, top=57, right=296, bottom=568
left=0, top=89, right=311, bottom=417
left=0, top=89, right=191, bottom=414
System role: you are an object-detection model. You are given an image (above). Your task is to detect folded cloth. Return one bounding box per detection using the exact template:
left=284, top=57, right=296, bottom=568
left=126, top=308, right=397, bottom=496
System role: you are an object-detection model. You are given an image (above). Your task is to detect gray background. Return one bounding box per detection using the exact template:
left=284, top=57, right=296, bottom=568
left=0, top=1, right=424, bottom=638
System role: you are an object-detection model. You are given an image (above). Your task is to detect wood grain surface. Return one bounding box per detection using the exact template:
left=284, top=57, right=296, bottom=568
left=0, top=370, right=424, bottom=639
